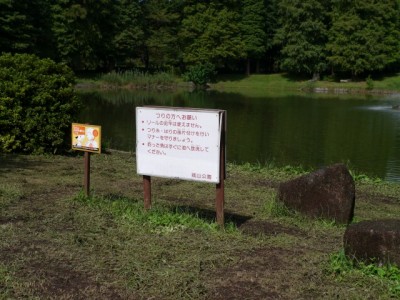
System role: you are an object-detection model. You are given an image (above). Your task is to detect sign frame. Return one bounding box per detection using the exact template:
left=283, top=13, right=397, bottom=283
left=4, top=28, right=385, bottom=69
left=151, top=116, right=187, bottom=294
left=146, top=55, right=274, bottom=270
left=136, top=106, right=225, bottom=183
left=71, top=123, right=102, bottom=154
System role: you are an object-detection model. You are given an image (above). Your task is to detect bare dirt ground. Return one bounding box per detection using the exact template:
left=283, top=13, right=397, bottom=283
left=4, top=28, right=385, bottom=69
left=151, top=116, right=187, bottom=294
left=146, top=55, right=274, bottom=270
left=1, top=151, right=399, bottom=299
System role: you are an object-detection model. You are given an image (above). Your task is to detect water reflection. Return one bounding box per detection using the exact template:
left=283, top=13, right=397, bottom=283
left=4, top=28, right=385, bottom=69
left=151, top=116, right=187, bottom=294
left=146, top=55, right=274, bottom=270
left=77, top=89, right=400, bottom=181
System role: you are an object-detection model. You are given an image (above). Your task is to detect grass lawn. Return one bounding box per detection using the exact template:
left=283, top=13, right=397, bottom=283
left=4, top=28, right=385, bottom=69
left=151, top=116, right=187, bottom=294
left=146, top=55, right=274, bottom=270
left=1, top=151, right=400, bottom=299
left=210, top=73, right=400, bottom=95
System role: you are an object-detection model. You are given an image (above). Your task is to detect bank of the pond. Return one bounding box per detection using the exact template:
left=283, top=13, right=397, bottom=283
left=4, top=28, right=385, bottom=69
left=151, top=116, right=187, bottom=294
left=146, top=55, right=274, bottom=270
left=1, top=151, right=400, bottom=299
left=76, top=72, right=400, bottom=96
left=209, top=73, right=400, bottom=96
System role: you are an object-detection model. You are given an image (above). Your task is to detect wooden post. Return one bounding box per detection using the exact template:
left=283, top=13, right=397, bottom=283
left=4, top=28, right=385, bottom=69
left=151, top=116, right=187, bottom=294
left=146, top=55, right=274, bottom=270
left=216, top=112, right=226, bottom=227
left=84, top=151, right=91, bottom=196
left=143, top=175, right=152, bottom=209
left=216, top=169, right=225, bottom=226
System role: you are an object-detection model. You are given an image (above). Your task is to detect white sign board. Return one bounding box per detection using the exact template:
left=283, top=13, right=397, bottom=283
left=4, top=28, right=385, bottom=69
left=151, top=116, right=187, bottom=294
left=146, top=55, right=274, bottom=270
left=136, top=107, right=224, bottom=183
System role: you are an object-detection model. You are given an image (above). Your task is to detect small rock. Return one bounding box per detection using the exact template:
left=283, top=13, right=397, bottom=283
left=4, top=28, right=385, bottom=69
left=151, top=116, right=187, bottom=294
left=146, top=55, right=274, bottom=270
left=344, top=219, right=400, bottom=265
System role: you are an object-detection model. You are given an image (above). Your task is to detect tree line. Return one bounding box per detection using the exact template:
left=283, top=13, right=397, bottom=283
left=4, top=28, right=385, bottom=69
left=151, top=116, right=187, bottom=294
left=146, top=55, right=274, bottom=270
left=1, top=0, right=399, bottom=79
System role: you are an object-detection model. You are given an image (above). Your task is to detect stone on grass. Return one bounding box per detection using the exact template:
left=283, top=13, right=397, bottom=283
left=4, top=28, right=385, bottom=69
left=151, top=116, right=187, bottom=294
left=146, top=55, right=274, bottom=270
left=277, top=164, right=355, bottom=224
left=344, top=219, right=400, bottom=266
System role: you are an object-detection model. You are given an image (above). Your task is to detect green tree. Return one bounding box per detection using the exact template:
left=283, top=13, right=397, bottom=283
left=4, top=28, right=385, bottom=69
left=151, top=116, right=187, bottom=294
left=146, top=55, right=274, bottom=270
left=0, top=53, right=80, bottom=154
left=327, top=0, right=400, bottom=77
left=51, top=0, right=118, bottom=71
left=240, top=0, right=266, bottom=75
left=0, top=0, right=54, bottom=57
left=140, top=0, right=182, bottom=70
left=274, top=0, right=330, bottom=78
left=112, top=0, right=144, bottom=69
left=179, top=1, right=245, bottom=68
left=263, top=0, right=280, bottom=73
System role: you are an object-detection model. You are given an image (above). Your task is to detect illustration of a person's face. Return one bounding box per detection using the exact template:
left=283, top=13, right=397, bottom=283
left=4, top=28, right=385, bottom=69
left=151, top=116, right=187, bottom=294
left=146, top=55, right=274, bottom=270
left=86, top=128, right=94, bottom=141
left=85, top=127, right=99, bottom=149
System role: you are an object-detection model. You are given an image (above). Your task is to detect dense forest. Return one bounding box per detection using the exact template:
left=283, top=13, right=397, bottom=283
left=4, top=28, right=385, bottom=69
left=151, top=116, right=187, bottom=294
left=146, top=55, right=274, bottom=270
left=1, top=0, right=400, bottom=78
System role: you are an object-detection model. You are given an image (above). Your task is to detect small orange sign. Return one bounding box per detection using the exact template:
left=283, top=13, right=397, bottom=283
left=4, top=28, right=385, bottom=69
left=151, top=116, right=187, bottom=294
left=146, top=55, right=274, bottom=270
left=71, top=123, right=101, bottom=153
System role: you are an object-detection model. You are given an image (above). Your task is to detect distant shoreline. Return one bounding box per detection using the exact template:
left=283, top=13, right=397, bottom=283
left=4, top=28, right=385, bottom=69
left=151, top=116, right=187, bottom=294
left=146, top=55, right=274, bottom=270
left=76, top=73, right=400, bottom=96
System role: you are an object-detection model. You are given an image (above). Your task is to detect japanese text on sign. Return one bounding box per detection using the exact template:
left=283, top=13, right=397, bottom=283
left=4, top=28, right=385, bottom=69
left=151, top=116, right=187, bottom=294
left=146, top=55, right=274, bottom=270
left=136, top=107, right=224, bottom=183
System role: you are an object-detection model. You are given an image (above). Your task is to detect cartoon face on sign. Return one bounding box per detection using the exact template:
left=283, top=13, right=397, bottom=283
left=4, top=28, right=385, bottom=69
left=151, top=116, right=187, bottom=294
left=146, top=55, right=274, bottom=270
left=75, top=134, right=85, bottom=147
left=85, top=127, right=99, bottom=149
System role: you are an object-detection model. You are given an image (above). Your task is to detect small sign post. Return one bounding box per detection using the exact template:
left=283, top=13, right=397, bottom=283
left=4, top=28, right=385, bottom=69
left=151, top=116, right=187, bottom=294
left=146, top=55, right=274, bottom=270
left=84, top=152, right=90, bottom=196
left=136, top=107, right=226, bottom=226
left=71, top=123, right=101, bottom=196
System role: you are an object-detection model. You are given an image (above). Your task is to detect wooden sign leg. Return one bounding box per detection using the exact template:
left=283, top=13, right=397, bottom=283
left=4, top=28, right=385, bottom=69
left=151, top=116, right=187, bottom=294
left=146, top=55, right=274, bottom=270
left=216, top=112, right=226, bottom=227
left=84, top=152, right=91, bottom=196
left=216, top=180, right=224, bottom=226
left=143, top=175, right=152, bottom=209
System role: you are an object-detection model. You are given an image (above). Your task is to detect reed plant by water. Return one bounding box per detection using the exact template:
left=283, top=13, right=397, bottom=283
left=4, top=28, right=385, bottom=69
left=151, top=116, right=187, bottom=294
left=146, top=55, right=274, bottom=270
left=100, top=70, right=176, bottom=88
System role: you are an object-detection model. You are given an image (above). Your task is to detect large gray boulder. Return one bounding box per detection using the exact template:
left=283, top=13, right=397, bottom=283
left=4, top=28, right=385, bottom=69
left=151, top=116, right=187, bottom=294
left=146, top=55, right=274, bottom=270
left=344, top=219, right=400, bottom=265
left=277, top=164, right=355, bottom=224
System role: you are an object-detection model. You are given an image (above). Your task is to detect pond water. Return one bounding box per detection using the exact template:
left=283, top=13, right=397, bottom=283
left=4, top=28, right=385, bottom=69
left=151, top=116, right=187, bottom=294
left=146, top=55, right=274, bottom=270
left=78, top=88, right=400, bottom=182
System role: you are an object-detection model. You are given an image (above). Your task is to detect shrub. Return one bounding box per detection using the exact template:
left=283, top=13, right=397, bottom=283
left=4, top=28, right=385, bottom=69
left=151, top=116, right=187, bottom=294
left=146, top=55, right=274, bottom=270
left=366, top=75, right=374, bottom=90
left=0, top=53, right=80, bottom=154
left=183, top=63, right=217, bottom=86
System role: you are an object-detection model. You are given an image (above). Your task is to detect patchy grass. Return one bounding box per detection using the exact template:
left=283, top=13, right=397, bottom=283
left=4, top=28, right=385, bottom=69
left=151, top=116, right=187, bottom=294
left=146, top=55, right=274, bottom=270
left=1, top=151, right=400, bottom=299
left=73, top=191, right=237, bottom=233
left=326, top=250, right=400, bottom=298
